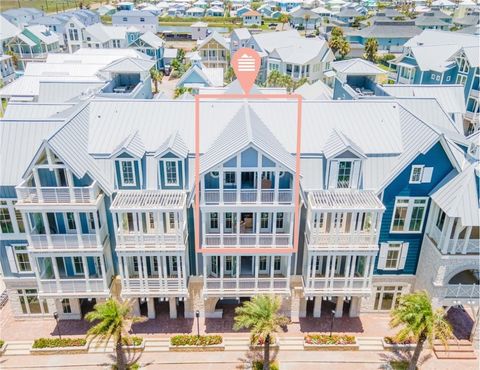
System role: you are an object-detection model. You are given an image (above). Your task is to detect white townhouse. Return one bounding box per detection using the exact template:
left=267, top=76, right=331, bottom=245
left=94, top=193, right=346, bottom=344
left=244, top=30, right=335, bottom=84
left=112, top=10, right=158, bottom=33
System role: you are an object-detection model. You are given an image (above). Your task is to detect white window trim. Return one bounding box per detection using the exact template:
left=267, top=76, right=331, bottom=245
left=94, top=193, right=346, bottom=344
left=118, top=159, right=137, bottom=187
left=378, top=242, right=409, bottom=270
left=390, top=197, right=429, bottom=234
left=12, top=244, right=32, bottom=274
left=409, top=165, right=424, bottom=184
left=162, top=160, right=179, bottom=186
left=71, top=256, right=84, bottom=275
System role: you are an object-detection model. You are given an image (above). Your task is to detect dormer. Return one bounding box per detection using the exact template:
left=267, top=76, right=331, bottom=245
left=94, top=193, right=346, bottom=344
left=111, top=131, right=145, bottom=190
left=154, top=132, right=189, bottom=190
left=324, top=130, right=366, bottom=190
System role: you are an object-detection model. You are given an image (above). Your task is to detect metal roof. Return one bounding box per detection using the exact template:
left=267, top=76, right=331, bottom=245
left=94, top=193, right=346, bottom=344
left=155, top=132, right=189, bottom=158
left=2, top=102, right=75, bottom=120
left=333, top=58, right=386, bottom=76
left=0, top=15, right=20, bottom=42
left=308, top=190, right=385, bottom=210
left=110, top=190, right=186, bottom=210
left=323, top=129, right=366, bottom=159
left=100, top=57, right=155, bottom=73
left=111, top=130, right=146, bottom=158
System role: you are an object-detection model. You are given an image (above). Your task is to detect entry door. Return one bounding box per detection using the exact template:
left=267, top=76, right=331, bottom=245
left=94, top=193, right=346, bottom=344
left=210, top=256, right=219, bottom=277
left=260, top=212, right=271, bottom=233
left=165, top=212, right=176, bottom=234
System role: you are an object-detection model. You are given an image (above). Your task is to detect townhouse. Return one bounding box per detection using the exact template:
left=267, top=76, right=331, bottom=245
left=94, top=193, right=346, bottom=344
left=196, top=32, right=229, bottom=70
left=390, top=30, right=479, bottom=135
left=1, top=93, right=477, bottom=325
left=112, top=10, right=158, bottom=33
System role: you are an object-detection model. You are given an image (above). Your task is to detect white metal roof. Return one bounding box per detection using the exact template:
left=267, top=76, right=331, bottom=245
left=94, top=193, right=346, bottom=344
left=155, top=132, right=189, bottom=158
left=323, top=129, right=366, bottom=159
left=295, top=80, right=333, bottom=100
left=333, top=58, right=386, bottom=76
left=308, top=189, right=385, bottom=210
left=0, top=15, right=20, bottom=42
left=197, top=31, right=228, bottom=50
left=110, top=190, right=186, bottom=210
left=100, top=57, right=155, bottom=73
left=2, top=103, right=75, bottom=120
left=138, top=31, right=164, bottom=48
left=111, top=130, right=146, bottom=158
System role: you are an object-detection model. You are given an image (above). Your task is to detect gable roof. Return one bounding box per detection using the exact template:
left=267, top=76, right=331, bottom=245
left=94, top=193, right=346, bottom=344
left=0, top=15, right=20, bottom=42
left=323, top=129, right=367, bottom=159
left=199, top=104, right=296, bottom=174
left=100, top=57, right=155, bottom=73
left=155, top=132, right=189, bottom=158
left=138, top=31, right=164, bottom=48
left=111, top=130, right=146, bottom=158
left=197, top=31, right=228, bottom=50
left=333, top=58, right=386, bottom=75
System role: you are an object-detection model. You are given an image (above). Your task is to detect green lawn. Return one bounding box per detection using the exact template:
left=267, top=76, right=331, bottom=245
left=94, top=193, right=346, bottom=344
left=0, top=0, right=97, bottom=13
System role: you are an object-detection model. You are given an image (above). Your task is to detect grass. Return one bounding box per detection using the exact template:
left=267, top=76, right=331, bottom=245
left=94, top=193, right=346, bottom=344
left=0, top=0, right=98, bottom=13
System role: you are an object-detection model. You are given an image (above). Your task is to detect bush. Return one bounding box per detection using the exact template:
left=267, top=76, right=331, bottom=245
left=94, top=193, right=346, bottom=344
left=170, top=335, right=222, bottom=346
left=250, top=335, right=276, bottom=345
left=32, top=338, right=86, bottom=349
left=253, top=361, right=279, bottom=370
left=380, top=54, right=396, bottom=64
left=384, top=336, right=416, bottom=345
left=123, top=336, right=143, bottom=346
left=0, top=340, right=4, bottom=348
left=304, top=334, right=356, bottom=345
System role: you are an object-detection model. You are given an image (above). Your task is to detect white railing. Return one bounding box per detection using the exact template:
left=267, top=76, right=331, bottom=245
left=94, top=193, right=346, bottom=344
left=203, top=189, right=293, bottom=204
left=203, top=233, right=291, bottom=248
left=445, top=284, right=479, bottom=299
left=29, top=225, right=107, bottom=250
left=117, top=228, right=186, bottom=249
left=307, top=232, right=376, bottom=246
left=123, top=278, right=187, bottom=293
left=305, top=277, right=370, bottom=292
left=16, top=182, right=100, bottom=204
left=39, top=278, right=106, bottom=295
left=204, top=277, right=289, bottom=294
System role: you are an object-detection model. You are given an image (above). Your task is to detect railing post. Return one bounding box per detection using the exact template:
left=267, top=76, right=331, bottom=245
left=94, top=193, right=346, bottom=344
left=82, top=256, right=90, bottom=292
left=100, top=256, right=108, bottom=291
left=32, top=168, right=43, bottom=202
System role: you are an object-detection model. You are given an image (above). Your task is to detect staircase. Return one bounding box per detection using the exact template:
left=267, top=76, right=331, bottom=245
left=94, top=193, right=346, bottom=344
left=356, top=337, right=384, bottom=351
left=144, top=338, right=169, bottom=352
left=434, top=340, right=477, bottom=360
left=224, top=337, right=250, bottom=351
left=3, top=341, right=31, bottom=356
left=277, top=336, right=304, bottom=351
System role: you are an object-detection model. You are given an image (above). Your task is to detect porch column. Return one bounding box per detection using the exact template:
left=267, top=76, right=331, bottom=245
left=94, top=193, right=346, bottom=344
left=156, top=255, right=164, bottom=291
left=236, top=211, right=241, bottom=245
left=272, top=212, right=277, bottom=245
left=335, top=296, right=344, bottom=318
left=254, top=256, right=259, bottom=291
left=138, top=212, right=145, bottom=246
left=74, top=212, right=83, bottom=248
left=32, top=168, right=43, bottom=202
left=349, top=297, right=361, bottom=317
left=32, top=256, right=43, bottom=292
left=169, top=297, right=177, bottom=319
left=450, top=223, right=464, bottom=254
left=274, top=167, right=280, bottom=203
left=256, top=157, right=261, bottom=203
left=203, top=255, right=207, bottom=291
left=344, top=255, right=351, bottom=288
left=181, top=254, right=187, bottom=289
left=100, top=256, right=108, bottom=291
left=147, top=298, right=155, bottom=319
left=306, top=253, right=312, bottom=289
left=219, top=168, right=224, bottom=203
left=220, top=212, right=224, bottom=246
left=42, top=212, right=53, bottom=247
left=66, top=169, right=75, bottom=200
left=462, top=226, right=472, bottom=254
left=255, top=211, right=261, bottom=246
left=349, top=212, right=357, bottom=235
left=440, top=217, right=454, bottom=254
left=132, top=298, right=141, bottom=316
left=118, top=255, right=125, bottom=291
left=93, top=211, right=102, bottom=246
left=137, top=254, right=145, bottom=292
left=348, top=256, right=357, bottom=290
left=82, top=256, right=90, bottom=292
left=286, top=255, right=291, bottom=288
left=269, top=255, right=275, bottom=290
left=313, top=296, right=322, bottom=318
left=329, top=255, right=337, bottom=290
left=324, top=255, right=331, bottom=289
left=220, top=255, right=224, bottom=291
left=362, top=256, right=372, bottom=289
left=288, top=212, right=294, bottom=246
left=123, top=256, right=130, bottom=290
left=51, top=256, right=62, bottom=293
left=236, top=157, right=241, bottom=203
left=156, top=212, right=164, bottom=245
left=236, top=254, right=240, bottom=292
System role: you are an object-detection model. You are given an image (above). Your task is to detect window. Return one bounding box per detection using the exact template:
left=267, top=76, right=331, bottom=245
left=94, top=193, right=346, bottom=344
left=456, top=55, right=469, bottom=73
left=373, top=286, right=403, bottom=310
left=140, top=17, right=145, bottom=22
left=164, top=161, right=179, bottom=185
left=225, top=212, right=233, bottom=230
left=210, top=213, right=218, bottom=229
left=337, top=161, right=352, bottom=188
left=112, top=39, right=121, bottom=48
left=313, top=213, right=324, bottom=229
left=431, top=74, right=436, bottom=80
left=259, top=256, right=267, bottom=271
left=378, top=242, right=409, bottom=270
left=261, top=212, right=269, bottom=229
left=66, top=212, right=76, bottom=231
left=119, top=160, right=136, bottom=186
left=391, top=197, right=428, bottom=233
left=276, top=212, right=284, bottom=229
left=225, top=256, right=233, bottom=272
left=14, top=245, right=31, bottom=272
left=122, top=17, right=128, bottom=21
left=436, top=210, right=446, bottom=231
left=274, top=256, right=281, bottom=271
left=446, top=76, right=451, bottom=82
left=436, top=75, right=440, bottom=81
left=62, top=298, right=72, bottom=314
left=72, top=257, right=84, bottom=275
left=456, top=74, right=467, bottom=86
left=0, top=201, right=13, bottom=233
left=17, top=289, right=49, bottom=315
left=409, top=165, right=423, bottom=183
left=224, top=171, right=236, bottom=185
left=169, top=212, right=175, bottom=230
left=87, top=212, right=96, bottom=231
left=14, top=204, right=24, bottom=233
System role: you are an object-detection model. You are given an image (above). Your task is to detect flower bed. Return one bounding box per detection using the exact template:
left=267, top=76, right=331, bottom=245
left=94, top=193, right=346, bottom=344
left=382, top=336, right=417, bottom=351
left=31, top=338, right=89, bottom=355
left=123, top=336, right=145, bottom=351
left=169, top=335, right=224, bottom=352
left=0, top=340, right=6, bottom=356
left=250, top=335, right=278, bottom=349
left=304, top=334, right=358, bottom=351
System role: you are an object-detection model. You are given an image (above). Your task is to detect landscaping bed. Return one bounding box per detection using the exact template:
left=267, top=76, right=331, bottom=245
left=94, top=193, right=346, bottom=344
left=169, top=335, right=224, bottom=352
left=382, top=336, right=417, bottom=351
left=250, top=335, right=279, bottom=349
left=123, top=336, right=145, bottom=352
left=0, top=340, right=6, bottom=356
left=31, top=338, right=88, bottom=355
left=304, top=334, right=358, bottom=351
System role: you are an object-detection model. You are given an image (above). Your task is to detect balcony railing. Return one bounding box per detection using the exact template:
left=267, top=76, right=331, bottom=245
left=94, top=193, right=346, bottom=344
left=204, top=277, right=290, bottom=295
left=307, top=231, right=376, bottom=247
left=428, top=227, right=479, bottom=255
left=203, top=233, right=291, bottom=248
left=39, top=278, right=106, bottom=296
left=116, top=226, right=187, bottom=249
left=304, top=277, right=371, bottom=293
left=16, top=181, right=100, bottom=204
left=445, top=284, right=479, bottom=299
left=29, top=225, right=107, bottom=251
left=123, top=278, right=187, bottom=295
left=203, top=189, right=293, bottom=204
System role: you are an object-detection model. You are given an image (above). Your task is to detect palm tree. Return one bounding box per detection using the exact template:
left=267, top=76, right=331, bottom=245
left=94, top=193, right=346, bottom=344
left=279, top=14, right=289, bottom=30
left=150, top=68, right=163, bottom=94
left=233, top=295, right=289, bottom=370
left=364, top=38, right=378, bottom=62
left=85, top=298, right=146, bottom=370
left=390, top=291, right=452, bottom=370
left=303, top=14, right=311, bottom=31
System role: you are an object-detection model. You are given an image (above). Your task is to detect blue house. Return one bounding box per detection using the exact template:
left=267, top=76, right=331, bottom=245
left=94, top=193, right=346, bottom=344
left=129, top=31, right=165, bottom=70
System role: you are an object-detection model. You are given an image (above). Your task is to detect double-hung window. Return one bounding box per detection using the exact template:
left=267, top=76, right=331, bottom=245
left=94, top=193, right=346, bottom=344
left=409, top=165, right=433, bottom=184
left=210, top=213, right=218, bottom=229
left=435, top=210, right=446, bottom=231
left=14, top=245, right=31, bottom=272
left=391, top=197, right=428, bottom=233
left=119, top=160, right=136, bottom=186
left=164, top=161, right=179, bottom=186
left=72, top=257, right=84, bottom=275
left=378, top=242, right=409, bottom=270
left=0, top=201, right=13, bottom=233
left=337, top=161, right=352, bottom=188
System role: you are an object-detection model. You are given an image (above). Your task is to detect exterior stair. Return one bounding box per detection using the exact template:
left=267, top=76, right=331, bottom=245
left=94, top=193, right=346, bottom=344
left=277, top=336, right=304, bottom=351
left=144, top=337, right=169, bottom=352
left=224, top=337, right=250, bottom=351
left=356, top=337, right=384, bottom=351
left=434, top=339, right=477, bottom=360
left=3, top=341, right=32, bottom=356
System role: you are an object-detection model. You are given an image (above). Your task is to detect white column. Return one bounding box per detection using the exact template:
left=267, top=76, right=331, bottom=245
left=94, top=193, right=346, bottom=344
left=32, top=168, right=43, bottom=202
left=274, top=167, right=280, bottom=203
left=137, top=255, right=144, bottom=292
left=201, top=174, right=205, bottom=205
left=362, top=256, right=371, bottom=289
left=202, top=211, right=206, bottom=246
left=306, top=253, right=312, bottom=289
left=82, top=256, right=90, bottom=292
left=51, top=256, right=62, bottom=293
left=462, top=226, right=473, bottom=254
left=169, top=298, right=177, bottom=319
left=118, top=255, right=125, bottom=291
left=324, top=255, right=331, bottom=289
left=138, top=213, right=145, bottom=246
left=255, top=212, right=261, bottom=245
left=313, top=296, right=322, bottom=318
left=181, top=253, right=187, bottom=289
left=93, top=211, right=102, bottom=246
left=123, top=256, right=130, bottom=290
left=132, top=298, right=141, bottom=316
left=440, top=217, right=454, bottom=254
left=42, top=213, right=53, bottom=247
left=344, top=255, right=351, bottom=288
left=349, top=297, right=360, bottom=317
left=329, top=255, right=337, bottom=290
left=220, top=255, right=224, bottom=291
left=236, top=156, right=241, bottom=203
left=74, top=212, right=83, bottom=247
left=272, top=212, right=277, bottom=245
left=66, top=169, right=76, bottom=200
left=270, top=255, right=275, bottom=290
left=220, top=212, right=224, bottom=246
left=335, top=296, right=344, bottom=318
left=99, top=256, right=108, bottom=291
left=236, top=211, right=241, bottom=245
left=147, top=298, right=155, bottom=319
left=450, top=223, right=464, bottom=254
left=236, top=255, right=240, bottom=292
left=254, top=256, right=259, bottom=291
left=349, top=256, right=357, bottom=290
left=286, top=255, right=291, bottom=287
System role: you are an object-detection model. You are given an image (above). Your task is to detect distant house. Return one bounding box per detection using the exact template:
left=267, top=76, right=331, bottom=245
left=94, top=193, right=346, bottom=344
left=242, top=10, right=262, bottom=27
left=206, top=6, right=225, bottom=17
left=196, top=31, right=229, bottom=69
left=230, top=28, right=251, bottom=56
left=333, top=7, right=363, bottom=27
left=236, top=6, right=252, bottom=17
left=0, top=55, right=15, bottom=85
left=275, top=0, right=303, bottom=12
left=129, top=31, right=166, bottom=70
left=112, top=10, right=157, bottom=33
left=191, top=22, right=209, bottom=41
left=257, top=4, right=281, bottom=18
left=163, top=48, right=178, bottom=71
left=415, top=12, right=450, bottom=30
left=7, top=25, right=61, bottom=70
left=0, top=15, right=20, bottom=51
left=97, top=5, right=117, bottom=16
left=177, top=53, right=224, bottom=94
left=1, top=7, right=43, bottom=28
left=453, top=11, right=479, bottom=29
left=186, top=7, right=206, bottom=17
left=289, top=8, right=321, bottom=30
left=117, top=2, right=135, bottom=11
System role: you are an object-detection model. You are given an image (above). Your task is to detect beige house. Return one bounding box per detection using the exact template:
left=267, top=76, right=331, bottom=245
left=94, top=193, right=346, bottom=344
left=196, top=31, right=229, bottom=70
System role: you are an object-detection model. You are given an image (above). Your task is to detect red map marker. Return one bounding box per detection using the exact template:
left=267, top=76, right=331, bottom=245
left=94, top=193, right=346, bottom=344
left=231, top=48, right=261, bottom=95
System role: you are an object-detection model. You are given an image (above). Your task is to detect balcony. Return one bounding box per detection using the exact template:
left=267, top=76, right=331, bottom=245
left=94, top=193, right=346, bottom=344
left=304, top=277, right=371, bottom=295
left=16, top=181, right=101, bottom=205
left=204, top=277, right=290, bottom=297
left=445, top=284, right=479, bottom=299
left=306, top=230, right=377, bottom=249
left=117, top=230, right=187, bottom=250
left=39, top=278, right=108, bottom=298
left=28, top=224, right=108, bottom=251
left=122, top=277, right=188, bottom=297
left=203, top=233, right=291, bottom=249
left=203, top=189, right=293, bottom=205
left=428, top=226, right=479, bottom=255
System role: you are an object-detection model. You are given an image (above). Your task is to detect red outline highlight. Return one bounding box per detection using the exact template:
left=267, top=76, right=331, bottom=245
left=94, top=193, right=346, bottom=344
left=194, top=93, right=303, bottom=256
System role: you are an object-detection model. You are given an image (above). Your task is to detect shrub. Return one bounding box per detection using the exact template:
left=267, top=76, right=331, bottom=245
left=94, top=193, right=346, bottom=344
left=250, top=335, right=276, bottom=345
left=32, top=338, right=86, bottom=349
left=253, top=361, right=279, bottom=370
left=304, top=334, right=356, bottom=345
left=170, top=335, right=222, bottom=346
left=0, top=340, right=4, bottom=348
left=384, top=336, right=416, bottom=345
left=123, top=336, right=143, bottom=346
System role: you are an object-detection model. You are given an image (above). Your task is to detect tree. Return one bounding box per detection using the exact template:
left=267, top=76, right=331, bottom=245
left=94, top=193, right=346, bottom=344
left=150, top=68, right=163, bottom=94
left=85, top=298, right=146, bottom=370
left=279, top=14, right=290, bottom=30
left=303, top=14, right=310, bottom=30
left=251, top=1, right=261, bottom=10
left=233, top=295, right=289, bottom=370
left=338, top=38, right=351, bottom=59
left=225, top=66, right=236, bottom=83
left=364, top=38, right=378, bottom=62
left=390, top=291, right=452, bottom=370
left=331, top=26, right=344, bottom=38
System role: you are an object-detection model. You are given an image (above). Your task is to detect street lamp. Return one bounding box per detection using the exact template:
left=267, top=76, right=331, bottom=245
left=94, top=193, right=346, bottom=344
left=195, top=310, right=200, bottom=338
left=329, top=309, right=335, bottom=338
left=53, top=312, right=62, bottom=339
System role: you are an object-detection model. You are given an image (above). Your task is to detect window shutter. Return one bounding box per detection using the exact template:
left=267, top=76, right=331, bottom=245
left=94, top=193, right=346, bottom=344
left=398, top=242, right=409, bottom=270
left=377, top=243, right=388, bottom=270
left=328, top=160, right=338, bottom=189
left=351, top=160, right=361, bottom=189
left=6, top=245, right=18, bottom=274
left=421, top=167, right=433, bottom=183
